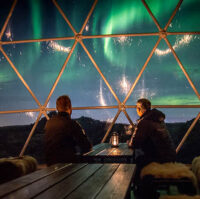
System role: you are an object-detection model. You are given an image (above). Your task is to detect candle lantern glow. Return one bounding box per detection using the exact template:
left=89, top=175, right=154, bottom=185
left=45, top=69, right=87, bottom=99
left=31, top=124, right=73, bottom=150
left=110, top=132, right=119, bottom=147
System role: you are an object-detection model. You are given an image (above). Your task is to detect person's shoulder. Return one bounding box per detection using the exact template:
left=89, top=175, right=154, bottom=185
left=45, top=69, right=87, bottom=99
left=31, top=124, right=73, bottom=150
left=44, top=114, right=59, bottom=127
left=47, top=113, right=59, bottom=121
left=137, top=119, right=154, bottom=132
left=138, top=119, right=151, bottom=125
left=46, top=114, right=61, bottom=125
left=148, top=109, right=165, bottom=122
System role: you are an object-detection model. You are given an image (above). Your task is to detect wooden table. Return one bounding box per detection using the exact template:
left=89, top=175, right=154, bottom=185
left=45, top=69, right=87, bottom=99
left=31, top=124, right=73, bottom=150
left=0, top=163, right=136, bottom=199
left=0, top=143, right=136, bottom=199
left=81, top=143, right=134, bottom=163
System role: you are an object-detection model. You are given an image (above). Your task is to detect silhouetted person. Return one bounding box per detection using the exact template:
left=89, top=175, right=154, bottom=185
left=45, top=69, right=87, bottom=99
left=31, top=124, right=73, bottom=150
left=44, top=95, right=92, bottom=166
left=128, top=98, right=176, bottom=198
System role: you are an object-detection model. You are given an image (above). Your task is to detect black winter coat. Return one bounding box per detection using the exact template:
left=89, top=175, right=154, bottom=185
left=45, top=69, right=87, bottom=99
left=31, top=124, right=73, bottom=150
left=130, top=109, right=176, bottom=165
left=44, top=112, right=92, bottom=166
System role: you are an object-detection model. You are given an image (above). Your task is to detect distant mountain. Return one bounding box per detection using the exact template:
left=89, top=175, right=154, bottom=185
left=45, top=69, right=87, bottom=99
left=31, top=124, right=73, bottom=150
left=0, top=112, right=199, bottom=164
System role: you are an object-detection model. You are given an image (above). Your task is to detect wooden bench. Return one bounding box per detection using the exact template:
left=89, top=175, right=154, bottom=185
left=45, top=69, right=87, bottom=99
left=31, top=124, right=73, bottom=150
left=0, top=155, right=38, bottom=184
left=139, top=162, right=197, bottom=196
left=192, top=156, right=200, bottom=187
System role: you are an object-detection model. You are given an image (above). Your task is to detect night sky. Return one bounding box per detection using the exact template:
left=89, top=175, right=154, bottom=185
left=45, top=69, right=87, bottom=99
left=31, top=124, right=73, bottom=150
left=0, top=0, right=199, bottom=126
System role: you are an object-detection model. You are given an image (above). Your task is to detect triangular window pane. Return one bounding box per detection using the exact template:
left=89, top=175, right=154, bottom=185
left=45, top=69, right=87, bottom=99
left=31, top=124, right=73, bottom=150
left=84, top=36, right=158, bottom=102
left=51, top=42, right=117, bottom=107
left=127, top=39, right=199, bottom=105
left=57, top=0, right=94, bottom=33
left=0, top=112, right=39, bottom=158
left=168, top=35, right=200, bottom=93
left=145, top=0, right=179, bottom=29
left=0, top=51, right=38, bottom=111
left=4, top=40, right=74, bottom=105
left=83, top=0, right=158, bottom=35
left=168, top=0, right=200, bottom=32
left=2, top=0, right=74, bottom=41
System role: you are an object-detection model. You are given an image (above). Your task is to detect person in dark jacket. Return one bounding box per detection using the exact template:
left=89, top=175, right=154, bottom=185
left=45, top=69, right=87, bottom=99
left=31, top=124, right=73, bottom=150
left=129, top=98, right=176, bottom=165
left=128, top=98, right=176, bottom=198
left=44, top=95, right=92, bottom=166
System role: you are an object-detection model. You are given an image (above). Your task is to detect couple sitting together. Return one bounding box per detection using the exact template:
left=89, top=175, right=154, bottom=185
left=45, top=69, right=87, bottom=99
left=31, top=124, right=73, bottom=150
left=45, top=96, right=176, bottom=183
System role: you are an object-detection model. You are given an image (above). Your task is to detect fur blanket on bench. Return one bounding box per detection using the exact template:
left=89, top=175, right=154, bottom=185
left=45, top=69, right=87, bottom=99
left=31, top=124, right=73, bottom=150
left=0, top=155, right=38, bottom=184
left=192, top=156, right=200, bottom=185
left=140, top=162, right=197, bottom=185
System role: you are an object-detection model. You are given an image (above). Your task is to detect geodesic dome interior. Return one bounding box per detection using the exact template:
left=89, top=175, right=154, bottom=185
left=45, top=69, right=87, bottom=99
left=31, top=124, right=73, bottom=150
left=0, top=0, right=199, bottom=161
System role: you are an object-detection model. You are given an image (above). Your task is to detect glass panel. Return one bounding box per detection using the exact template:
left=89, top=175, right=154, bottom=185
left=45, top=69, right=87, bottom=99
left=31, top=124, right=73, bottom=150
left=125, top=108, right=199, bottom=128
left=0, top=0, right=199, bottom=164
left=51, top=42, right=117, bottom=107
left=0, top=51, right=38, bottom=111
left=104, top=111, right=132, bottom=144
left=71, top=109, right=118, bottom=145
left=160, top=108, right=200, bottom=123
left=168, top=0, right=200, bottom=32
left=57, top=0, right=94, bottom=33
left=168, top=34, right=200, bottom=93
left=114, top=112, right=130, bottom=124
left=83, top=0, right=158, bottom=35
left=0, top=1, right=13, bottom=31
left=177, top=119, right=200, bottom=163
left=126, top=39, right=199, bottom=105
left=145, top=0, right=179, bottom=29
left=2, top=0, right=74, bottom=41
left=25, top=113, right=46, bottom=164
left=126, top=108, right=139, bottom=124
left=84, top=37, right=158, bottom=102
left=0, top=112, right=39, bottom=158
left=161, top=108, right=200, bottom=163
left=3, top=40, right=74, bottom=105
left=0, top=112, right=39, bottom=127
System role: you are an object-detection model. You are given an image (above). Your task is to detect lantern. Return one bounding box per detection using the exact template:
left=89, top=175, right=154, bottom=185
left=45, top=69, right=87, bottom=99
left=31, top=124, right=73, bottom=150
left=110, top=132, right=119, bottom=147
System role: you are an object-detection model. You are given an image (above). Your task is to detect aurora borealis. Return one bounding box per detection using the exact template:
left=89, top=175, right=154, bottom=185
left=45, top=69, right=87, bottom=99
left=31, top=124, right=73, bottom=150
left=0, top=0, right=199, bottom=126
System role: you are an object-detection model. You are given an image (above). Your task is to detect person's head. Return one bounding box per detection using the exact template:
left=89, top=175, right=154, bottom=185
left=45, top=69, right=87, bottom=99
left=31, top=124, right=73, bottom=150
left=56, top=95, right=72, bottom=114
left=136, top=98, right=151, bottom=117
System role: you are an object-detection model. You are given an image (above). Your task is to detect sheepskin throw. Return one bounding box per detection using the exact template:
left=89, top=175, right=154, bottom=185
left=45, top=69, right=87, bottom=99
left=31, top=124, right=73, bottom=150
left=140, top=162, right=196, bottom=184
left=192, top=156, right=200, bottom=184
left=0, top=155, right=38, bottom=184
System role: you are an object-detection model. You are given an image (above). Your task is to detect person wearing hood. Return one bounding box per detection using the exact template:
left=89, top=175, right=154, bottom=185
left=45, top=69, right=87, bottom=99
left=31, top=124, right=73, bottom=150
left=129, top=98, right=176, bottom=165
left=128, top=98, right=176, bottom=198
